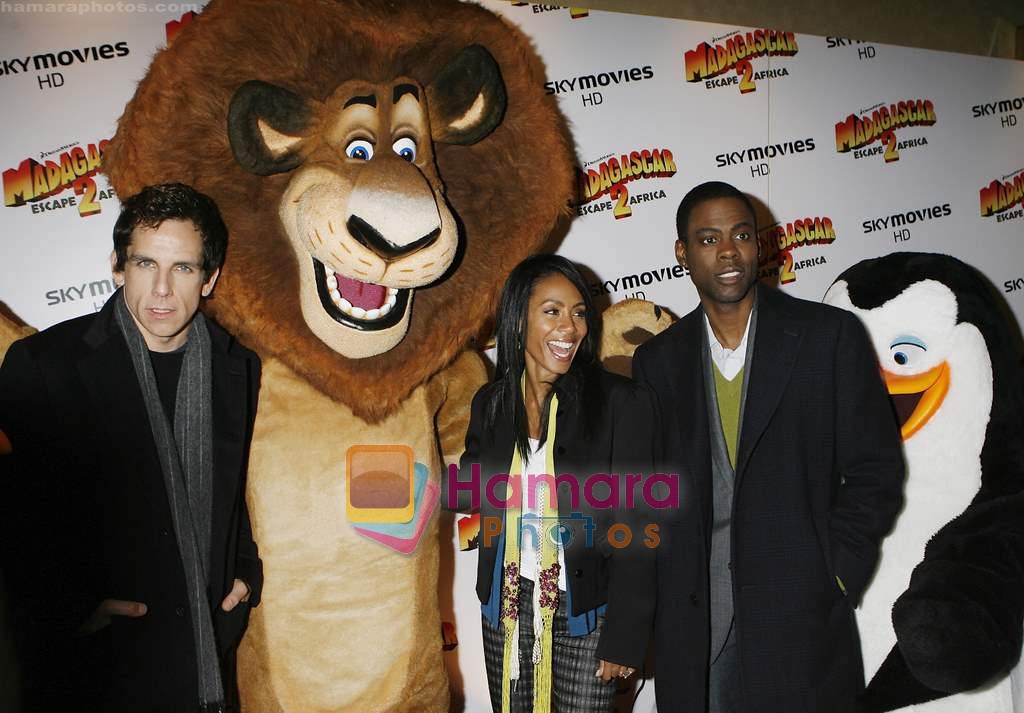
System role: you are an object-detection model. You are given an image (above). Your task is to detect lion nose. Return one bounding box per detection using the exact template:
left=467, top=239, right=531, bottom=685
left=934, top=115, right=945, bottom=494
left=347, top=215, right=440, bottom=261
left=347, top=158, right=443, bottom=261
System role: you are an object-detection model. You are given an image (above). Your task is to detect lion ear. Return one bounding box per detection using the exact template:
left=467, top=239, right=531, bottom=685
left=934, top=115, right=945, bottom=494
left=427, top=45, right=507, bottom=146
left=229, top=80, right=313, bottom=175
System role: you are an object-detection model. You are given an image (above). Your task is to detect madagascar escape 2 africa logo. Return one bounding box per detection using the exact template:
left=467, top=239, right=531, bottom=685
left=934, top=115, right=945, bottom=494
left=507, top=3, right=588, bottom=19
left=835, top=100, right=936, bottom=163
left=980, top=168, right=1024, bottom=223
left=3, top=139, right=114, bottom=217
left=575, top=148, right=677, bottom=219
left=684, top=28, right=798, bottom=94
left=759, top=214, right=837, bottom=285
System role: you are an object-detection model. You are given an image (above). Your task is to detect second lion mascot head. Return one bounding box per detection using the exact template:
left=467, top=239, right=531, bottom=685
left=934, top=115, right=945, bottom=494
left=103, top=1, right=575, bottom=711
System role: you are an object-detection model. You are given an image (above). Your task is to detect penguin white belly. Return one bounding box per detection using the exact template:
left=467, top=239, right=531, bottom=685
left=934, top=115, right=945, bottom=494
left=857, top=441, right=982, bottom=681
left=855, top=444, right=1018, bottom=713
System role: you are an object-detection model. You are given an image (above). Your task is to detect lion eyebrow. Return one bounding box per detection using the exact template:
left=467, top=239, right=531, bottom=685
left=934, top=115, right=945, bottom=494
left=393, top=84, right=419, bottom=103
left=344, top=93, right=377, bottom=108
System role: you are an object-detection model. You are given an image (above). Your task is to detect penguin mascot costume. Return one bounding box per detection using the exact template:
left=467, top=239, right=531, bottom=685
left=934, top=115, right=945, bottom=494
left=824, top=252, right=1024, bottom=712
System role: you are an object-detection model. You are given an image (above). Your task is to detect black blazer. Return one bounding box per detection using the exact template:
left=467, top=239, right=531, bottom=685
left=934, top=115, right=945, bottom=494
left=447, top=368, right=658, bottom=668
left=633, top=285, right=905, bottom=713
left=0, top=292, right=262, bottom=713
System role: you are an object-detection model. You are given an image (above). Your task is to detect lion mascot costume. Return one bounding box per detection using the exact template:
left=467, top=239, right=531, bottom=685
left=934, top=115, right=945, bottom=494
left=599, top=299, right=674, bottom=379
left=101, top=1, right=575, bottom=709
left=825, top=252, right=1024, bottom=712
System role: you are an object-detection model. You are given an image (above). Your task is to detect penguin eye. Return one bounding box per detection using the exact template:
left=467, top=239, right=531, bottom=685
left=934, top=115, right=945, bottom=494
left=889, top=335, right=926, bottom=368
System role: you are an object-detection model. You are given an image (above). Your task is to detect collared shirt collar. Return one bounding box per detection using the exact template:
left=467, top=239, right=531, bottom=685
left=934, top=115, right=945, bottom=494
left=704, top=308, right=752, bottom=381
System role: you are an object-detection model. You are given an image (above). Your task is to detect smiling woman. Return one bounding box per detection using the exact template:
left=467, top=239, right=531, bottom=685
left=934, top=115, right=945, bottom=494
left=523, top=271, right=589, bottom=388
left=447, top=253, right=658, bottom=713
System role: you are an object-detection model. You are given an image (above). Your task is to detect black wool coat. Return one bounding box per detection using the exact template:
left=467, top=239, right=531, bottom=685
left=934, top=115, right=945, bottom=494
left=0, top=292, right=262, bottom=713
left=633, top=285, right=905, bottom=713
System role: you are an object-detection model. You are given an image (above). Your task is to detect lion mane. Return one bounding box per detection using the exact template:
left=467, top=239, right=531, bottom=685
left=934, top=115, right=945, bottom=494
left=103, top=0, right=575, bottom=423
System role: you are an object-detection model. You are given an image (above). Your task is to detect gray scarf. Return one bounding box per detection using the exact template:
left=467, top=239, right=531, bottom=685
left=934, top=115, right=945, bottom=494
left=114, top=295, right=223, bottom=706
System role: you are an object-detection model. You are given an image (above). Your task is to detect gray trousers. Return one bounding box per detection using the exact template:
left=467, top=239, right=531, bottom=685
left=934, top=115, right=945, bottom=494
left=481, top=577, right=616, bottom=713
left=709, top=627, right=741, bottom=713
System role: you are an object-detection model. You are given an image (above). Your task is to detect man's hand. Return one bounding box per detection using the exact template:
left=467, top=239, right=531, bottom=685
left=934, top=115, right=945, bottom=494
left=221, top=578, right=250, bottom=612
left=596, top=659, right=635, bottom=682
left=78, top=598, right=147, bottom=636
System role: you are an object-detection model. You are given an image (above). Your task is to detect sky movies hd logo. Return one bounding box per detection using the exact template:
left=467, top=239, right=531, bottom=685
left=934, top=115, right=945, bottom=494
left=0, top=41, right=130, bottom=79
left=545, top=65, right=654, bottom=96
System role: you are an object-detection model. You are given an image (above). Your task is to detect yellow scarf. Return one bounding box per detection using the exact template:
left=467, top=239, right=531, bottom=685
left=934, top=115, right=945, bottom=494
left=500, top=393, right=560, bottom=712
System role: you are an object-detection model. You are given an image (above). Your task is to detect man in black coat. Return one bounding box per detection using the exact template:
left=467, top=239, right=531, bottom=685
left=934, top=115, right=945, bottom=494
left=0, top=183, right=262, bottom=713
left=633, top=181, right=904, bottom=713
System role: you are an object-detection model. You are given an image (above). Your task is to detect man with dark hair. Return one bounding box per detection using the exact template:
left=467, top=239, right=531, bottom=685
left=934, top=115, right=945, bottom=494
left=0, top=183, right=262, bottom=713
left=634, top=181, right=904, bottom=713
left=111, top=182, right=229, bottom=276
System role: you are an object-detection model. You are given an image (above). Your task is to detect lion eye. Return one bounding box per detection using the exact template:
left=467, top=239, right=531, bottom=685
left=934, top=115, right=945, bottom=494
left=392, top=137, right=417, bottom=162
left=345, top=139, right=374, bottom=161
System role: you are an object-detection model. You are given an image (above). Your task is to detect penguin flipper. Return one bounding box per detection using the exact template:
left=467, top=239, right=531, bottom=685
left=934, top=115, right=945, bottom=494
left=859, top=645, right=946, bottom=712
left=890, top=491, right=1024, bottom=693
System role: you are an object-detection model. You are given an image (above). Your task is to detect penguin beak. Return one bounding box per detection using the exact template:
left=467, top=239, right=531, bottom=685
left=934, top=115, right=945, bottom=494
left=882, top=362, right=950, bottom=440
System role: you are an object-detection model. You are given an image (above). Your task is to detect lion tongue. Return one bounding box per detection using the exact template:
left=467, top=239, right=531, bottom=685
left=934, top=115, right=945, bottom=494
left=337, top=274, right=387, bottom=310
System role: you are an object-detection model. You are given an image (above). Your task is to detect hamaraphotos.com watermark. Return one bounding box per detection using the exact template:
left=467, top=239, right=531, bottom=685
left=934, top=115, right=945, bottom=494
left=0, top=1, right=200, bottom=13
left=341, top=443, right=680, bottom=554
left=447, top=464, right=679, bottom=511
left=448, top=465, right=679, bottom=549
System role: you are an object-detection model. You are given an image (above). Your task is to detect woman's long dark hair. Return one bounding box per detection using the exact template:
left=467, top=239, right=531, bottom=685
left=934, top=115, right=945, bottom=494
left=484, top=254, right=603, bottom=458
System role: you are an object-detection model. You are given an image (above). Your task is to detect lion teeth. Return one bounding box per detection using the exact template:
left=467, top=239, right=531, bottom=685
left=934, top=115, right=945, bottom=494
left=328, top=290, right=397, bottom=320
left=322, top=264, right=398, bottom=321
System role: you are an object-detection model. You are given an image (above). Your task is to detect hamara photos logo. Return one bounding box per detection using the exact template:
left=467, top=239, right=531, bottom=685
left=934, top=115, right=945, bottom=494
left=345, top=446, right=679, bottom=554
left=346, top=445, right=439, bottom=554
left=446, top=465, right=679, bottom=552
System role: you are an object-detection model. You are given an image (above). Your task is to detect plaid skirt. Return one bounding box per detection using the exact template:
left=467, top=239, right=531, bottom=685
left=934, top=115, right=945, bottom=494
left=481, top=577, right=616, bottom=713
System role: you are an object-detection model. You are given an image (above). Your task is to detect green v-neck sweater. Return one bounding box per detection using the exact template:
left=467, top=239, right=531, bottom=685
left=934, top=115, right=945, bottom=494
left=713, top=362, right=743, bottom=469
